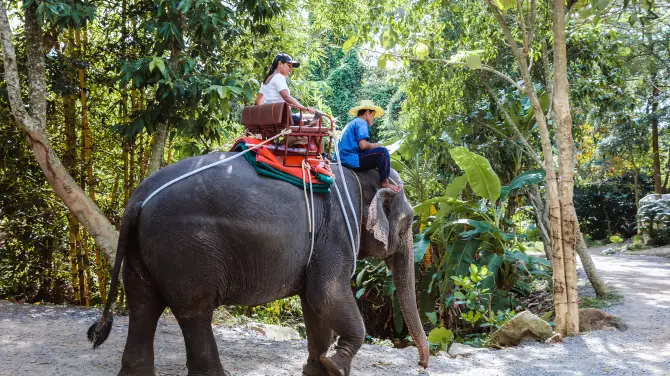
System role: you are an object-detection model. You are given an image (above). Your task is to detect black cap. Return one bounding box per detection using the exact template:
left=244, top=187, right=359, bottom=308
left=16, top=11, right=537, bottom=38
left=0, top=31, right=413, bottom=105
left=273, top=53, right=301, bottom=68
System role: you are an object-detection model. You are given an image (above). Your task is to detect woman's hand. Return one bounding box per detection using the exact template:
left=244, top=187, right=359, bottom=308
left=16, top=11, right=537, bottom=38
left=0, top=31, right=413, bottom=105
left=307, top=106, right=318, bottom=114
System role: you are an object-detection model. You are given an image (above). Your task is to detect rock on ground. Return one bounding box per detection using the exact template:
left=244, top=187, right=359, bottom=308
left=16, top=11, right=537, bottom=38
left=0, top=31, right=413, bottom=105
left=447, top=343, right=485, bottom=358
left=245, top=323, right=302, bottom=341
left=490, top=311, right=554, bottom=346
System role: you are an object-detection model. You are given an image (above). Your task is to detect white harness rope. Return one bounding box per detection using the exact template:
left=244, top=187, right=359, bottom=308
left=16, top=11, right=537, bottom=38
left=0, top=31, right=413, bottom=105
left=301, top=160, right=316, bottom=266
left=140, top=129, right=292, bottom=208
left=332, top=125, right=363, bottom=277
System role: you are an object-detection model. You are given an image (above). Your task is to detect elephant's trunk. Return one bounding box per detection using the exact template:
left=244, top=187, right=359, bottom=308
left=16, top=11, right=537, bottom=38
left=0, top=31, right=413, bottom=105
left=391, top=234, right=430, bottom=369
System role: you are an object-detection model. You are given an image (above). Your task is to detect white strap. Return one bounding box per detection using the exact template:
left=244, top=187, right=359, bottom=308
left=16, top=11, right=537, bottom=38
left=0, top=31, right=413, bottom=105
left=303, top=160, right=316, bottom=267
left=141, top=129, right=291, bottom=208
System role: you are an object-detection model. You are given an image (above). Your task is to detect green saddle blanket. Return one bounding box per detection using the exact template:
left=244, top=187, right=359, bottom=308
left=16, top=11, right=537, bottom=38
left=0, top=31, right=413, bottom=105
left=231, top=140, right=333, bottom=194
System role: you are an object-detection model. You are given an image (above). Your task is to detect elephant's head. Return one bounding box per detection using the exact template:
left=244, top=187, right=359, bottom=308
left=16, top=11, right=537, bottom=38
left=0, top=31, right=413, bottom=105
left=357, top=170, right=429, bottom=369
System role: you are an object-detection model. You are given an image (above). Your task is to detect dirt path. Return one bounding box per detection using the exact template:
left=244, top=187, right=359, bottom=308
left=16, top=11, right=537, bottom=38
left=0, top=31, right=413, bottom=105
left=1, top=248, right=669, bottom=376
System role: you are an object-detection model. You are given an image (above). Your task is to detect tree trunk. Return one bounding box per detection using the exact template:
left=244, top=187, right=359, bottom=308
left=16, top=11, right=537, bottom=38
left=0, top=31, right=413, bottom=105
left=650, top=74, right=662, bottom=194
left=122, top=138, right=130, bottom=206
left=633, top=163, right=641, bottom=235
left=81, top=230, right=93, bottom=306
left=76, top=26, right=101, bottom=306
left=0, top=2, right=119, bottom=265
left=482, top=0, right=577, bottom=335
left=63, top=90, right=81, bottom=303
left=76, top=236, right=87, bottom=305
left=148, top=122, right=169, bottom=175
left=110, top=173, right=121, bottom=227
left=68, top=216, right=81, bottom=303
left=138, top=132, right=146, bottom=180
left=167, top=136, right=174, bottom=165
left=662, top=148, right=670, bottom=191
left=525, top=185, right=552, bottom=260
left=552, top=0, right=579, bottom=335
left=574, top=217, right=608, bottom=297
left=129, top=137, right=136, bottom=194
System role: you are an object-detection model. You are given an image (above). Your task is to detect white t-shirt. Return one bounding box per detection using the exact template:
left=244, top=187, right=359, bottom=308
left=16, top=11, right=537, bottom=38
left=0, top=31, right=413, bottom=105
left=259, top=74, right=289, bottom=104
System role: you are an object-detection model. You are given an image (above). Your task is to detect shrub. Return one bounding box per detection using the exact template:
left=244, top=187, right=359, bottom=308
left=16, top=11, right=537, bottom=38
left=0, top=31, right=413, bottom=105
left=637, top=198, right=670, bottom=246
left=609, top=235, right=624, bottom=243
left=574, top=173, right=653, bottom=240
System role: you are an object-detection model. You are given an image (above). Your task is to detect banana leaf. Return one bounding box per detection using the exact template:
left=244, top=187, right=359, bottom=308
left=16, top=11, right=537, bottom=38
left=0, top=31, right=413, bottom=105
left=501, top=169, right=546, bottom=201
left=439, top=238, right=482, bottom=294
left=449, top=147, right=501, bottom=202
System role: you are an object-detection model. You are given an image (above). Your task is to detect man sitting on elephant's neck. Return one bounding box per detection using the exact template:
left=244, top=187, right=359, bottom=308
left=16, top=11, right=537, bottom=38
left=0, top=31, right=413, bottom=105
left=337, top=100, right=402, bottom=192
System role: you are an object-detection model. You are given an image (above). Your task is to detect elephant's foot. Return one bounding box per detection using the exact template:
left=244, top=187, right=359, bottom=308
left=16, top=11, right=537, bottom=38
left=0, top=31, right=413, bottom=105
left=185, top=370, right=230, bottom=376
left=118, top=366, right=156, bottom=376
left=303, top=359, right=328, bottom=376
left=185, top=368, right=230, bottom=376
left=319, top=354, right=350, bottom=376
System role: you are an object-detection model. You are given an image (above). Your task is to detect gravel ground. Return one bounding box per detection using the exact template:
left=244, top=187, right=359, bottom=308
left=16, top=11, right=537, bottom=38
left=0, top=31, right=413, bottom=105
left=1, top=248, right=669, bottom=376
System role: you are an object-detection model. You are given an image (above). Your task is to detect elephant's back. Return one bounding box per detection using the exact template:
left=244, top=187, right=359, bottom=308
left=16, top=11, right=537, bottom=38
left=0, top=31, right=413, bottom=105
left=134, top=152, right=312, bottom=307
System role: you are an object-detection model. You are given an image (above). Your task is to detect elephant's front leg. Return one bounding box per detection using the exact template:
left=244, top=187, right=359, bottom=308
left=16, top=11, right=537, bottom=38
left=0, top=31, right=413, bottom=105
left=300, top=294, right=335, bottom=376
left=304, top=256, right=365, bottom=376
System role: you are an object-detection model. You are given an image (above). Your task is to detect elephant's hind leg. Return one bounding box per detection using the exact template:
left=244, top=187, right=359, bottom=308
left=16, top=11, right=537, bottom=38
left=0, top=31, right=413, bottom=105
left=171, top=305, right=227, bottom=376
left=119, top=262, right=167, bottom=376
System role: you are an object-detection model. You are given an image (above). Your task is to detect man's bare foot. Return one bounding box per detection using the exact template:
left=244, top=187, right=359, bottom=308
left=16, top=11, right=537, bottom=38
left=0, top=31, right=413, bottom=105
left=381, top=181, right=402, bottom=192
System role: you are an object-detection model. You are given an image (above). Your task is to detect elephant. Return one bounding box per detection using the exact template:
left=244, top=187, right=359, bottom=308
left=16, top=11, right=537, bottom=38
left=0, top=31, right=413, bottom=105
left=87, top=150, right=429, bottom=376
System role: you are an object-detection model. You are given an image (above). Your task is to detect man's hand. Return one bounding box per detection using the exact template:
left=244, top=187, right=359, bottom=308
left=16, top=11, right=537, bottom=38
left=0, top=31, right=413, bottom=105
left=358, top=139, right=382, bottom=151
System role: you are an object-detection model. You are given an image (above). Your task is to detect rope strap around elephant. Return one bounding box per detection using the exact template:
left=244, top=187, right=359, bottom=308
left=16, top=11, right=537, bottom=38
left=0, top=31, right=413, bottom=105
left=140, top=128, right=292, bottom=208
left=302, top=157, right=362, bottom=277
left=332, top=126, right=363, bottom=277
left=302, top=160, right=316, bottom=266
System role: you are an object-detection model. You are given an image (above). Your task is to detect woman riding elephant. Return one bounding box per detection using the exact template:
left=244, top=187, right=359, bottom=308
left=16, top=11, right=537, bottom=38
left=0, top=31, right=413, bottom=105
left=254, top=52, right=316, bottom=124
left=87, top=147, right=429, bottom=375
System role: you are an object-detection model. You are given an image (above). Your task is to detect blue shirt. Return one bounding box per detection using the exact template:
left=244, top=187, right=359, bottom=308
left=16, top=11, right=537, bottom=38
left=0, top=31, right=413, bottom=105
left=337, top=118, right=370, bottom=168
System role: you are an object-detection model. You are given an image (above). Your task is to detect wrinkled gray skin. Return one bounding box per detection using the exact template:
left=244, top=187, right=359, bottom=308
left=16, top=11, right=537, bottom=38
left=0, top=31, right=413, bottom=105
left=88, top=152, right=429, bottom=376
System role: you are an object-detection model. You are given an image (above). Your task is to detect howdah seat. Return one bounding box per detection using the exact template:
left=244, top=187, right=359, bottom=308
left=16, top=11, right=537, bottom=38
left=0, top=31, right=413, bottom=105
left=240, top=102, right=334, bottom=167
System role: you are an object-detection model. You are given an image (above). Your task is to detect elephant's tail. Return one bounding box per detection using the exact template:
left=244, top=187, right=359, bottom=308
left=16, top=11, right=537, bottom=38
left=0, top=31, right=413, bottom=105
left=87, top=202, right=141, bottom=349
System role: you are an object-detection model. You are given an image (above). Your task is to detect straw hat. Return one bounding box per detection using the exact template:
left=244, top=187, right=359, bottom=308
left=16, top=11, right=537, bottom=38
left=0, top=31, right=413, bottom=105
left=348, top=100, right=385, bottom=118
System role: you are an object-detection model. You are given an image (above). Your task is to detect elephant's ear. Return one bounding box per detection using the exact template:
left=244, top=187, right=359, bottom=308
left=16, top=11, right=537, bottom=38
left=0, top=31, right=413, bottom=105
left=365, top=188, right=396, bottom=250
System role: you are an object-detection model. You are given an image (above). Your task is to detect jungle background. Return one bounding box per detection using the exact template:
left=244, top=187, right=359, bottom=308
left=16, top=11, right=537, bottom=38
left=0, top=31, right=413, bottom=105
left=1, top=0, right=668, bottom=348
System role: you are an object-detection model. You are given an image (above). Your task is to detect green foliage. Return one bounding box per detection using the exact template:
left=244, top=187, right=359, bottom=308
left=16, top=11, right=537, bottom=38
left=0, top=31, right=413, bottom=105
left=574, top=174, right=653, bottom=240
left=325, top=50, right=364, bottom=124
left=500, top=169, right=545, bottom=201
left=451, top=264, right=516, bottom=332
left=115, top=0, right=275, bottom=141
left=382, top=150, right=551, bottom=341
left=449, top=147, right=501, bottom=202
left=580, top=291, right=624, bottom=309
left=427, top=327, right=453, bottom=352
left=28, top=0, right=96, bottom=29
left=225, top=297, right=304, bottom=326
left=608, top=235, right=623, bottom=243
left=0, top=121, right=71, bottom=303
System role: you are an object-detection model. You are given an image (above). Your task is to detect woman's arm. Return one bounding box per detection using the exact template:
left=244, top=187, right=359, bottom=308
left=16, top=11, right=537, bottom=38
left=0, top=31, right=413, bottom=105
left=279, top=89, right=302, bottom=106
left=279, top=90, right=317, bottom=113
left=254, top=93, right=264, bottom=105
